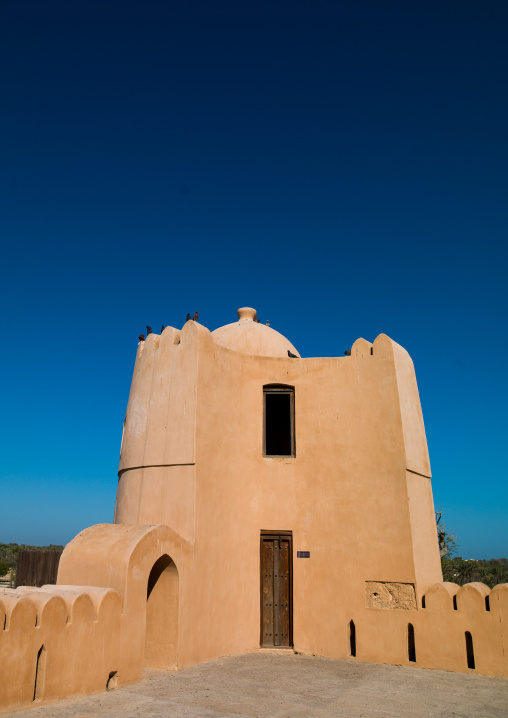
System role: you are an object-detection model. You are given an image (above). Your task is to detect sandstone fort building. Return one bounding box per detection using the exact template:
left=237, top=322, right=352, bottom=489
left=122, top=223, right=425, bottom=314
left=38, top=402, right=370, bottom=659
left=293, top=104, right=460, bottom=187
left=1, top=308, right=507, bottom=712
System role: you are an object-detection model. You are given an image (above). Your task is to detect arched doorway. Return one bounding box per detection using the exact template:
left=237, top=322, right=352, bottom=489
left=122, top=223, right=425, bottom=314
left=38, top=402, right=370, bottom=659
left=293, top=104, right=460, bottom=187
left=144, top=554, right=179, bottom=669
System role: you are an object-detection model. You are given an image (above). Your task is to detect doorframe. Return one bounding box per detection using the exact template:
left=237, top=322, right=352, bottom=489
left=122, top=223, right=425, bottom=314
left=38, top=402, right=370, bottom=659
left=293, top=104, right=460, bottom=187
left=260, top=530, right=293, bottom=647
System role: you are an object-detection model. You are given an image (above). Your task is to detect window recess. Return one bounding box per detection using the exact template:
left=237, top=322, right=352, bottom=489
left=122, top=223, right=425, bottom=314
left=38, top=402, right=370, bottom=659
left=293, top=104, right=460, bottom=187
left=263, top=385, right=295, bottom=457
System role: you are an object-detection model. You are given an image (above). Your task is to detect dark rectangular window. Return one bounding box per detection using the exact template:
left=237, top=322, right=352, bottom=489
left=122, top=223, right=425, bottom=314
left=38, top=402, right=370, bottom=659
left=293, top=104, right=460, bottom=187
left=264, top=385, right=295, bottom=457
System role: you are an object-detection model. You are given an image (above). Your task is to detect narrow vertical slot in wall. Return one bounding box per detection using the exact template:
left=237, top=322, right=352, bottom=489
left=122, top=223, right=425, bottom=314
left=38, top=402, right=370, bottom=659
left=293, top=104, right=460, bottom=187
left=453, top=595, right=457, bottom=610
left=465, top=632, right=475, bottom=669
left=485, top=595, right=490, bottom=611
left=407, top=623, right=416, bottom=662
left=349, top=620, right=356, bottom=657
left=33, top=645, right=46, bottom=701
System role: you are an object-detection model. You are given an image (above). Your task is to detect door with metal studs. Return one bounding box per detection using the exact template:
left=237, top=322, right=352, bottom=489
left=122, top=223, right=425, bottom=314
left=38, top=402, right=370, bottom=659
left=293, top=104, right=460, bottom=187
left=260, top=531, right=293, bottom=647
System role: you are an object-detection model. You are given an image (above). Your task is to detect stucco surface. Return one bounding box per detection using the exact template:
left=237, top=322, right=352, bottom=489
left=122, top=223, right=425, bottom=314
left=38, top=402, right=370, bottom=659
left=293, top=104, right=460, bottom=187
left=57, top=523, right=190, bottom=683
left=0, top=584, right=122, bottom=712
left=111, top=314, right=464, bottom=674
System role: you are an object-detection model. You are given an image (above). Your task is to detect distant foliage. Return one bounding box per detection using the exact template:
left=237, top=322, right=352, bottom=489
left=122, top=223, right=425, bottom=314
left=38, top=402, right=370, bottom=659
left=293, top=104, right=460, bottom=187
left=435, top=510, right=508, bottom=587
left=435, top=509, right=458, bottom=559
left=0, top=562, right=11, bottom=577
left=442, top=557, right=508, bottom=588
left=0, top=543, right=64, bottom=568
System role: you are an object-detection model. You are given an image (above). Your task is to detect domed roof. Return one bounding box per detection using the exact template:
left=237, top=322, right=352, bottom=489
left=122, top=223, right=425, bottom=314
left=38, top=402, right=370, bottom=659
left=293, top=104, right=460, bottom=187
left=212, top=308, right=300, bottom=358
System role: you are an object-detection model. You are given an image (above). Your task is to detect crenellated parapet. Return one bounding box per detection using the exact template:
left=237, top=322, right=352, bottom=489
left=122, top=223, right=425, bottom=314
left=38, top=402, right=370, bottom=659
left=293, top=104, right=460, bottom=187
left=0, top=523, right=190, bottom=714
left=352, top=581, right=508, bottom=677
left=0, top=584, right=123, bottom=713
left=115, top=321, right=214, bottom=533
left=119, top=322, right=203, bottom=472
left=416, top=581, right=508, bottom=677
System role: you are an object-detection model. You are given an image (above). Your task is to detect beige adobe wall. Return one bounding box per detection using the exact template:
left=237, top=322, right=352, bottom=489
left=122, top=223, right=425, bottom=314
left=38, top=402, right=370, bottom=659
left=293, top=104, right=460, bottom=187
left=418, top=581, right=508, bottom=676
left=57, top=523, right=190, bottom=684
left=351, top=581, right=508, bottom=678
left=1, top=526, right=506, bottom=715
left=0, top=584, right=122, bottom=714
left=388, top=337, right=431, bottom=476
left=187, top=327, right=442, bottom=666
left=114, top=323, right=198, bottom=540
left=385, top=335, right=441, bottom=598
left=117, top=326, right=194, bottom=470
left=113, top=321, right=442, bottom=668
left=406, top=471, right=441, bottom=598
left=0, top=523, right=191, bottom=714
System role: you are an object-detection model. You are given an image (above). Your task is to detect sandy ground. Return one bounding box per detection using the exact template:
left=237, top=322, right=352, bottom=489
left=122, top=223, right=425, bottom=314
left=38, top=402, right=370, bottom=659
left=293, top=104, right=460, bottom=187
left=4, top=652, right=508, bottom=718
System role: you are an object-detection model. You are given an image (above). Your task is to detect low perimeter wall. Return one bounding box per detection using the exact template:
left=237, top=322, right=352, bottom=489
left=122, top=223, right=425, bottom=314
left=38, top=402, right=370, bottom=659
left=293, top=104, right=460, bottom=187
left=0, top=585, right=123, bottom=711
left=349, top=581, right=508, bottom=678
left=0, top=525, right=507, bottom=714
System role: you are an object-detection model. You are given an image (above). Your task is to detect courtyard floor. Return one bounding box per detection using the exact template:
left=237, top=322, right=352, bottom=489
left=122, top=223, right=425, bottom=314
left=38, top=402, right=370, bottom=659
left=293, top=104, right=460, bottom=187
left=4, top=652, right=508, bottom=718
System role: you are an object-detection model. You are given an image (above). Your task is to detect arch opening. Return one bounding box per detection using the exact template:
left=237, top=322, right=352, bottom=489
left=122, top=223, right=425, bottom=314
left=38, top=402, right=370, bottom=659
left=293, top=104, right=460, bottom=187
left=144, top=554, right=179, bottom=670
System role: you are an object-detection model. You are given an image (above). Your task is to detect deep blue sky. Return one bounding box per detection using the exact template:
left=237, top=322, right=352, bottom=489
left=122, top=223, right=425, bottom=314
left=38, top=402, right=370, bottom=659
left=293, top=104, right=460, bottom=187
left=1, top=1, right=506, bottom=558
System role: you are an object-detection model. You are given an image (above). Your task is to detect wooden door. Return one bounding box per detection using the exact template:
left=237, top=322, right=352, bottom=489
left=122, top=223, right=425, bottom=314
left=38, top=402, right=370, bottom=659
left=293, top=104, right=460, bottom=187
left=260, top=532, right=292, bottom=647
